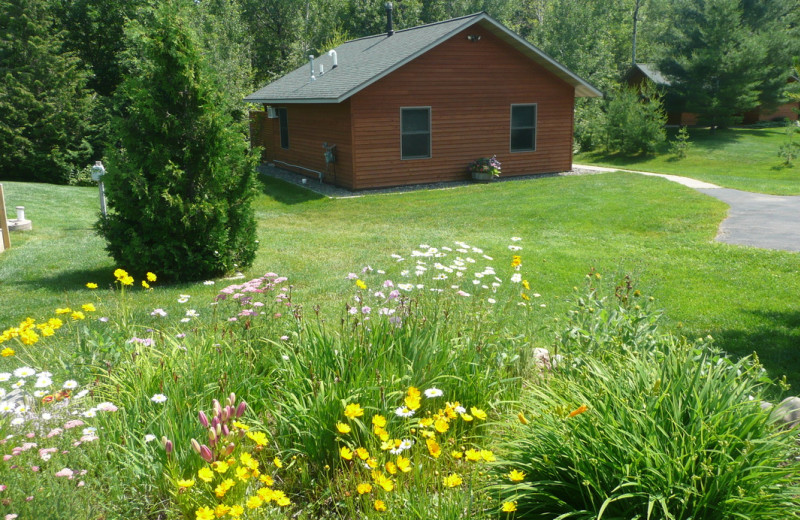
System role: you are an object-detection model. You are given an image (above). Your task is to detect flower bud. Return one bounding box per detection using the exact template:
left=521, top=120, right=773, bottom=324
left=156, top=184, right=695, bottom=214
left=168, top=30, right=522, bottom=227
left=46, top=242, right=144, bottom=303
left=191, top=438, right=201, bottom=454
left=213, top=399, right=222, bottom=417
left=225, top=442, right=235, bottom=456
left=200, top=445, right=214, bottom=463
left=236, top=401, right=247, bottom=418
left=222, top=424, right=230, bottom=437
left=228, top=393, right=236, bottom=407
left=221, top=407, right=229, bottom=423
left=198, top=411, right=209, bottom=428
left=209, top=428, right=217, bottom=443
left=211, top=416, right=220, bottom=429
left=216, top=423, right=222, bottom=437
left=162, top=437, right=173, bottom=454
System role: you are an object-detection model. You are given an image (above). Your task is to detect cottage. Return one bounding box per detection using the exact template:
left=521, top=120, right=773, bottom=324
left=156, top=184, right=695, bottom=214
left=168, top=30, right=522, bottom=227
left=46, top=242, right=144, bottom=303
left=625, top=63, right=799, bottom=126
left=246, top=10, right=601, bottom=190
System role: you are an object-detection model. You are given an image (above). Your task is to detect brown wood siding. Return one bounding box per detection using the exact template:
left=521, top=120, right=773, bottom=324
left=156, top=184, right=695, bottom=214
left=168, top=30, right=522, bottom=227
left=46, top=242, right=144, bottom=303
left=349, top=25, right=575, bottom=189
left=264, top=102, right=354, bottom=189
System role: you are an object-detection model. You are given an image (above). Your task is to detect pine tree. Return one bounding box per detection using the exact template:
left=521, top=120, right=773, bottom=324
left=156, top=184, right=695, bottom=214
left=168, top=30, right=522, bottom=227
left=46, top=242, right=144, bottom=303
left=0, top=0, right=96, bottom=184
left=98, top=0, right=259, bottom=282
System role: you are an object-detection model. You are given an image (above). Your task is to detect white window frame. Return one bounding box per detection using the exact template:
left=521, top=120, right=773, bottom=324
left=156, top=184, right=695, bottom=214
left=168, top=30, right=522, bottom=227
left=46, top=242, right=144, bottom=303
left=510, top=103, right=537, bottom=153
left=400, top=106, right=432, bottom=160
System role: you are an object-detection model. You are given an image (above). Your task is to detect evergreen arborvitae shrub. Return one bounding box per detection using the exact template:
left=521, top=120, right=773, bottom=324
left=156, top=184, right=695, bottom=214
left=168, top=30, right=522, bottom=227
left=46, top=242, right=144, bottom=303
left=98, top=0, right=258, bottom=282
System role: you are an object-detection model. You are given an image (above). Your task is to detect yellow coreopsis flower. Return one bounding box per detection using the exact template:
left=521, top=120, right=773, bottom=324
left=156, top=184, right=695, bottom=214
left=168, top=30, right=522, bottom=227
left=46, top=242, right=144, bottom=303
left=465, top=449, right=481, bottom=462
left=480, top=449, right=496, bottom=462
left=273, top=457, right=283, bottom=468
left=71, top=311, right=85, bottom=321
left=235, top=466, right=250, bottom=481
left=39, top=325, right=54, bottom=337
left=443, top=473, right=463, bottom=488
left=366, top=457, right=378, bottom=469
left=450, top=450, right=463, bottom=459
left=511, top=255, right=522, bottom=268
left=198, top=466, right=214, bottom=482
left=508, top=470, right=526, bottom=482
left=240, top=452, right=258, bottom=470
left=48, top=318, right=63, bottom=329
left=434, top=418, right=450, bottom=433
left=146, top=272, right=157, bottom=282
left=471, top=407, right=487, bottom=420
left=259, top=474, right=274, bottom=486
left=501, top=501, right=517, bottom=513
left=426, top=438, right=441, bottom=459
left=356, top=279, right=367, bottom=290
left=372, top=414, right=387, bottom=428
left=20, top=329, right=38, bottom=345
left=121, top=275, right=134, bottom=286
left=247, top=431, right=268, bottom=446
left=522, top=279, right=530, bottom=290
left=374, top=499, right=387, bottom=512
left=195, top=506, right=215, bottom=520
left=340, top=446, right=354, bottom=460
left=176, top=478, right=195, bottom=488
left=1, top=347, right=15, bottom=357
left=82, top=303, right=96, bottom=312
left=521, top=292, right=530, bottom=301
left=344, top=403, right=364, bottom=419
left=276, top=495, right=291, bottom=507
left=142, top=281, right=150, bottom=289
left=356, top=447, right=370, bottom=460
left=336, top=422, right=351, bottom=434
left=375, top=474, right=394, bottom=492
left=55, top=307, right=71, bottom=315
left=214, top=504, right=231, bottom=518
left=232, top=420, right=249, bottom=431
left=229, top=505, right=244, bottom=518
left=246, top=495, right=264, bottom=509
left=258, top=487, right=275, bottom=502
left=518, top=412, right=529, bottom=425
left=86, top=282, right=98, bottom=289
left=460, top=413, right=474, bottom=422
left=396, top=455, right=412, bottom=473
left=419, top=417, right=434, bottom=428
left=357, top=482, right=373, bottom=494
left=114, top=268, right=128, bottom=280
left=213, top=460, right=229, bottom=473
left=405, top=394, right=421, bottom=411
left=385, top=461, right=397, bottom=474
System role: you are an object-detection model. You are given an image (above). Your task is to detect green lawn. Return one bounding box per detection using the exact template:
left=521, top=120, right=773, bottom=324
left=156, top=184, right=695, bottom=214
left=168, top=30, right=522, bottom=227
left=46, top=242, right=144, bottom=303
left=2, top=173, right=799, bottom=388
left=575, top=126, right=800, bottom=195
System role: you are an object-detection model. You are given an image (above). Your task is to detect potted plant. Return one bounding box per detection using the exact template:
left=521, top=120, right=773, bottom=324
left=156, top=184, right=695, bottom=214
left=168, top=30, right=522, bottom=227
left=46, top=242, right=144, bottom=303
left=467, top=156, right=501, bottom=182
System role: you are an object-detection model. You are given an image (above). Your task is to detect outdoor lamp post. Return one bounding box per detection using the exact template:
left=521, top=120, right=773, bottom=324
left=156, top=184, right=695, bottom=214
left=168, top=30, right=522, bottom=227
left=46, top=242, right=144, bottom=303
left=91, top=161, right=107, bottom=217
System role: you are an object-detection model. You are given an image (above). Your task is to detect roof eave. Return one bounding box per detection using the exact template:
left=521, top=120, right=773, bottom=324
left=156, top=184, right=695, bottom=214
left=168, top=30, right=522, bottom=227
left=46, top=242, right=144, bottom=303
left=244, top=97, right=343, bottom=105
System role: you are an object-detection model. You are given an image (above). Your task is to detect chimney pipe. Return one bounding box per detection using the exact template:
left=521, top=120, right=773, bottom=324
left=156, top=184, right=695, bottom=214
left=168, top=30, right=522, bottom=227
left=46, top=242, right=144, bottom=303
left=309, top=55, right=316, bottom=81
left=328, top=49, right=338, bottom=68
left=385, top=2, right=394, bottom=37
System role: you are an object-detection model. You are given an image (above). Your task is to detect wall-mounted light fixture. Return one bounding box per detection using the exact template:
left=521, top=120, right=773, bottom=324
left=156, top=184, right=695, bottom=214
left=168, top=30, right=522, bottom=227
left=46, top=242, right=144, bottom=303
left=467, top=34, right=482, bottom=42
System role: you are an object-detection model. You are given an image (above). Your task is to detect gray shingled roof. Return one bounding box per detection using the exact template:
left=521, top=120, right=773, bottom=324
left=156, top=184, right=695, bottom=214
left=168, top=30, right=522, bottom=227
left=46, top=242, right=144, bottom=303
left=245, top=12, right=601, bottom=104
left=634, top=63, right=671, bottom=86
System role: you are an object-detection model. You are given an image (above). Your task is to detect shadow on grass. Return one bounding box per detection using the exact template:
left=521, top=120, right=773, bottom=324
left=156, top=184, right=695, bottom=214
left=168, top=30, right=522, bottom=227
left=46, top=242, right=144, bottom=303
left=712, top=308, right=800, bottom=391
left=257, top=176, right=325, bottom=205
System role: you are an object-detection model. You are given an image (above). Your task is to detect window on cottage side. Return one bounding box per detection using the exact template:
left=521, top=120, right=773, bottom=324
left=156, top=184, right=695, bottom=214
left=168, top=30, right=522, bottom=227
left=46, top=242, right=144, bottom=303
left=278, top=107, right=289, bottom=149
left=401, top=107, right=431, bottom=159
left=510, top=104, right=537, bottom=152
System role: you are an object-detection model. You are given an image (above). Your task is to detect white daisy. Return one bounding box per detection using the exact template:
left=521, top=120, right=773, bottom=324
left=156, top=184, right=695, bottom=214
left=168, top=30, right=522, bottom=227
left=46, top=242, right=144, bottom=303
left=424, top=387, right=444, bottom=398
left=0, top=373, right=10, bottom=382
left=144, top=434, right=156, bottom=443
left=10, top=418, right=24, bottom=426
left=63, top=380, right=79, bottom=390
left=34, top=377, right=52, bottom=388
left=13, top=367, right=35, bottom=378
left=151, top=394, right=167, bottom=404
left=395, top=407, right=415, bottom=418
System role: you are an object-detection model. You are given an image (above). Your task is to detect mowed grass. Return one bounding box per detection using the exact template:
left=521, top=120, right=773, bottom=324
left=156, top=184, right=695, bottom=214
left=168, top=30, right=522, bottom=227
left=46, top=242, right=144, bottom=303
left=575, top=126, right=800, bottom=195
left=1, top=173, right=799, bottom=388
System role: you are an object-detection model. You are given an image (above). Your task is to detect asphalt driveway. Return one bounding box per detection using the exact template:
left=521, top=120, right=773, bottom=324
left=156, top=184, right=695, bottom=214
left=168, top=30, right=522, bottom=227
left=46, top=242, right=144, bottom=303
left=574, top=164, right=800, bottom=253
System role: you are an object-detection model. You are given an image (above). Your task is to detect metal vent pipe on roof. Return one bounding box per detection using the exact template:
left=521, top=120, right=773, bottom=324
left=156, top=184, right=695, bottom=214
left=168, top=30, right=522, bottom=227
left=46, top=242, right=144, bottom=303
left=309, top=55, right=316, bottom=81
left=385, top=2, right=394, bottom=36
left=328, top=49, right=337, bottom=68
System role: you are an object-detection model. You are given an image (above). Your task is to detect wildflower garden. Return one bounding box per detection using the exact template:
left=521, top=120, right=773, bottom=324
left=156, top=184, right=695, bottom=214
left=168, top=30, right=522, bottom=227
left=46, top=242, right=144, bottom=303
left=1, top=228, right=799, bottom=519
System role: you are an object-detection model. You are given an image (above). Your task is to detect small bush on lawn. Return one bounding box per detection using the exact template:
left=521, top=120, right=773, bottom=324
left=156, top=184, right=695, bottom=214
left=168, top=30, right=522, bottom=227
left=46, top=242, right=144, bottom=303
left=604, top=83, right=667, bottom=155
left=498, top=280, right=798, bottom=520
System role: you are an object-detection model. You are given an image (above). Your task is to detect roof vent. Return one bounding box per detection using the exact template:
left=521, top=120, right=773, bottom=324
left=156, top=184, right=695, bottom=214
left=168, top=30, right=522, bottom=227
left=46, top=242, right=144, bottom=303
left=309, top=55, right=316, bottom=81
left=328, top=49, right=338, bottom=69
left=385, top=2, right=394, bottom=37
